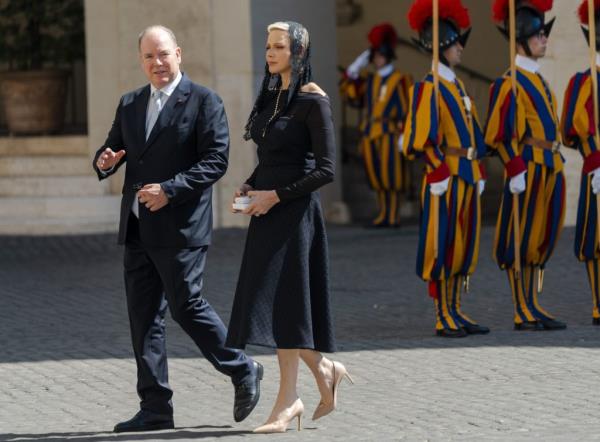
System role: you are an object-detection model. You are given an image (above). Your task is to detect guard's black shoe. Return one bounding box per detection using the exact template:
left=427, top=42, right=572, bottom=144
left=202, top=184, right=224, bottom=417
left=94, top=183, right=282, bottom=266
left=539, top=318, right=567, bottom=330
left=436, top=328, right=467, bottom=338
left=514, top=321, right=544, bottom=331
left=364, top=220, right=389, bottom=228
left=233, top=361, right=263, bottom=422
left=462, top=323, right=491, bottom=335
left=593, top=318, right=600, bottom=326
left=114, top=410, right=174, bottom=433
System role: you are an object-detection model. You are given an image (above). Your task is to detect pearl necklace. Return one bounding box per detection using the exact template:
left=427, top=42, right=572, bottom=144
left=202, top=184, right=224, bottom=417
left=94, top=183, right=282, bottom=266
left=262, top=88, right=283, bottom=137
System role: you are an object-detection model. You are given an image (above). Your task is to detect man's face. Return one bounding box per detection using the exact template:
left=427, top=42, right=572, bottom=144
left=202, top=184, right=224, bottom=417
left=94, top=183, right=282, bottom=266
left=139, top=30, right=181, bottom=89
left=526, top=30, right=548, bottom=59
left=442, top=42, right=463, bottom=68
left=372, top=52, right=388, bottom=69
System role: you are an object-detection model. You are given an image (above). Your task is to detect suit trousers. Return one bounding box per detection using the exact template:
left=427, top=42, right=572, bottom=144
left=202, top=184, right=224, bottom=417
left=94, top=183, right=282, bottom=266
left=123, top=215, right=253, bottom=415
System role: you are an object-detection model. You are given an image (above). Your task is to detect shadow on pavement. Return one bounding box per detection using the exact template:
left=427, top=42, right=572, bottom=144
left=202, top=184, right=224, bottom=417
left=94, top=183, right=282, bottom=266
left=0, top=425, right=249, bottom=441
left=1, top=226, right=598, bottom=364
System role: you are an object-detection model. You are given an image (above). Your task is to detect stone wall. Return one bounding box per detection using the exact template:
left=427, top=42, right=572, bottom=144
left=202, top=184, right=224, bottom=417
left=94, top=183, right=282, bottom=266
left=84, top=0, right=342, bottom=228
left=84, top=0, right=256, bottom=228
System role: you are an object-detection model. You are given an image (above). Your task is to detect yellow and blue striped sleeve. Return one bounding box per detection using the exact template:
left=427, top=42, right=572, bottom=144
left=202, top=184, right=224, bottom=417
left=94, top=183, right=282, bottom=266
left=403, top=81, right=445, bottom=170
left=484, top=77, right=527, bottom=177
left=561, top=72, right=600, bottom=173
left=339, top=72, right=367, bottom=105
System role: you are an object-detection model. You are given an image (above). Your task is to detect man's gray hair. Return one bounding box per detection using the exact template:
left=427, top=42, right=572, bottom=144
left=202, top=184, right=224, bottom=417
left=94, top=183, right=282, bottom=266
left=138, top=25, right=178, bottom=50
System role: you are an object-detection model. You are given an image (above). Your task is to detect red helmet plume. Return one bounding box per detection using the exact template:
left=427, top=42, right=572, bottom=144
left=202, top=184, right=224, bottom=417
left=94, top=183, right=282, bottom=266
left=493, top=0, right=553, bottom=22
left=367, top=23, right=398, bottom=49
left=407, top=0, right=470, bottom=32
left=579, top=0, right=600, bottom=25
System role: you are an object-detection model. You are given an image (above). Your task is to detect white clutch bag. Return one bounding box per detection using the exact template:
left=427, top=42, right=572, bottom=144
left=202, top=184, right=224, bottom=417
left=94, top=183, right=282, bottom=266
left=232, top=196, right=252, bottom=211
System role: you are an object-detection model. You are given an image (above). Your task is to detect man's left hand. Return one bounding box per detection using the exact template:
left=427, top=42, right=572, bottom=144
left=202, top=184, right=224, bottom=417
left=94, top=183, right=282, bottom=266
left=138, top=184, right=169, bottom=212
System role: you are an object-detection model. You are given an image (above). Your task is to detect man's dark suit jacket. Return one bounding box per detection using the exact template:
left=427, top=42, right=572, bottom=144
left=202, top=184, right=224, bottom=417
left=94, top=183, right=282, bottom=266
left=93, top=73, right=229, bottom=248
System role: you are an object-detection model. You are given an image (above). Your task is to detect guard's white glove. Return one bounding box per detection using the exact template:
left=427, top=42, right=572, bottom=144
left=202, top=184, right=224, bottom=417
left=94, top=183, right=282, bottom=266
left=509, top=171, right=526, bottom=194
left=591, top=167, right=600, bottom=194
left=397, top=134, right=404, bottom=152
left=478, top=180, right=485, bottom=196
left=346, top=49, right=370, bottom=80
left=430, top=177, right=449, bottom=196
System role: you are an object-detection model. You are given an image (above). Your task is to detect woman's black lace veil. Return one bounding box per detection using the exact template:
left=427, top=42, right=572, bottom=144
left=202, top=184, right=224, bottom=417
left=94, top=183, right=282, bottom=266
left=243, top=21, right=313, bottom=140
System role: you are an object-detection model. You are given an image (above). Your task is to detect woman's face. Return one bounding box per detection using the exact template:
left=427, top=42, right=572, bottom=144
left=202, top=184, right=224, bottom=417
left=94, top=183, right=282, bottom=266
left=266, top=29, right=292, bottom=75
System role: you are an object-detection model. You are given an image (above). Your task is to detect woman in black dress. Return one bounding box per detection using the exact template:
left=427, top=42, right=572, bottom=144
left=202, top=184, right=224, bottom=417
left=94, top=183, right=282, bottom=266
left=226, top=21, right=352, bottom=433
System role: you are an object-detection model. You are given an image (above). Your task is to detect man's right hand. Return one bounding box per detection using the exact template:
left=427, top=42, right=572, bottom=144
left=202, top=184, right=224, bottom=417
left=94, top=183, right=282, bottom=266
left=96, top=148, right=126, bottom=171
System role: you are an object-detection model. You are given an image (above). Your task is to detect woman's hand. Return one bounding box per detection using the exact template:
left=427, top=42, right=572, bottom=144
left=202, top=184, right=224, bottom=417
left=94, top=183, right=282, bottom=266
left=235, top=183, right=254, bottom=198
left=243, top=190, right=280, bottom=217
left=231, top=184, right=254, bottom=213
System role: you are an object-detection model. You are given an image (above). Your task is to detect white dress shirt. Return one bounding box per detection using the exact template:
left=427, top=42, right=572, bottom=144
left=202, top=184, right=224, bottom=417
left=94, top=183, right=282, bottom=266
left=147, top=71, right=182, bottom=126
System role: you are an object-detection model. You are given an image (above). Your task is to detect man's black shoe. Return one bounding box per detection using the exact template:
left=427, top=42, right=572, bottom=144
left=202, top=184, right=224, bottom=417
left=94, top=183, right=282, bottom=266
left=114, top=410, right=174, bottom=433
left=593, top=318, right=600, bottom=326
left=539, top=318, right=567, bottom=330
left=233, top=360, right=263, bottom=422
left=514, top=321, right=544, bottom=331
left=462, top=323, right=491, bottom=335
left=436, top=328, right=467, bottom=338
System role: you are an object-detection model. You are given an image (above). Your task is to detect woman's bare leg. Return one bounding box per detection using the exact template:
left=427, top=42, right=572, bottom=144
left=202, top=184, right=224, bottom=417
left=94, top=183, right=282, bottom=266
left=299, top=349, right=334, bottom=405
left=254, top=348, right=304, bottom=432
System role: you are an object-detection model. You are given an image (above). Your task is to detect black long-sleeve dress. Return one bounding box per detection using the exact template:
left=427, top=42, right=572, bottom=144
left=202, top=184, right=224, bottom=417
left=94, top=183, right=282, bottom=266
left=226, top=90, right=337, bottom=353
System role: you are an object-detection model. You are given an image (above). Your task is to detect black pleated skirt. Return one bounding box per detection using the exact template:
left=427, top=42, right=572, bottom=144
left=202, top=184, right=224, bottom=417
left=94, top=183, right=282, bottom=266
left=226, top=185, right=336, bottom=353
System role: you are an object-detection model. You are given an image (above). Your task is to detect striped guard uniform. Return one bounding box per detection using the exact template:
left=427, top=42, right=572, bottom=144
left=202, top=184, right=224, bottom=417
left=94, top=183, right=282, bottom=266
left=340, top=66, right=413, bottom=226
left=403, top=65, right=487, bottom=332
left=561, top=65, right=600, bottom=322
left=484, top=56, right=565, bottom=325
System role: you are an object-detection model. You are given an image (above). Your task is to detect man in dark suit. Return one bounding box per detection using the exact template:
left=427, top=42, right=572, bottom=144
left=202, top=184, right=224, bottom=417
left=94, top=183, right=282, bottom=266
left=93, top=25, right=262, bottom=433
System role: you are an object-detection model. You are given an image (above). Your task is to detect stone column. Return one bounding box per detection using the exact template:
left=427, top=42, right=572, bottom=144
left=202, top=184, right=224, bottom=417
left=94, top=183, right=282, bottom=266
left=210, top=1, right=256, bottom=228
left=84, top=0, right=121, bottom=196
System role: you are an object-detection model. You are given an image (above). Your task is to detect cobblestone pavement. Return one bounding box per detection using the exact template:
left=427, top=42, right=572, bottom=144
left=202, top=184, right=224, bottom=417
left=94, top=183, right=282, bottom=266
left=1, top=226, right=600, bottom=441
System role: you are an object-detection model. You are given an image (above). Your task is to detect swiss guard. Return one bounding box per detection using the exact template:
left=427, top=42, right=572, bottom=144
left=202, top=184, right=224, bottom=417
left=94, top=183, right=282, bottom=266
left=340, top=23, right=413, bottom=227
left=403, top=0, right=490, bottom=337
left=561, top=0, right=600, bottom=326
left=485, top=0, right=566, bottom=330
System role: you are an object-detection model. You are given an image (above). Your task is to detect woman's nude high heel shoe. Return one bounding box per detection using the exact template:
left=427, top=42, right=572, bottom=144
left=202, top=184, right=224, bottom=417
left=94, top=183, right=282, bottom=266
left=312, top=361, right=354, bottom=421
left=253, top=399, right=304, bottom=434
